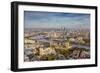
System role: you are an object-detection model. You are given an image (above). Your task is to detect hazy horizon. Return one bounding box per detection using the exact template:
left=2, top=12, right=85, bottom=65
left=24, top=11, right=90, bottom=29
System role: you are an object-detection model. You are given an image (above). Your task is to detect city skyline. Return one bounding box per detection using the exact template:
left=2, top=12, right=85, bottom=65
left=24, top=11, right=90, bottom=29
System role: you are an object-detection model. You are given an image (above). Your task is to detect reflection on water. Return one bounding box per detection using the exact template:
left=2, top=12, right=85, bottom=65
left=72, top=44, right=90, bottom=49
left=30, top=34, right=90, bottom=49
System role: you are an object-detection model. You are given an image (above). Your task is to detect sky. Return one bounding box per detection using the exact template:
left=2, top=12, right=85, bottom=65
left=24, top=11, right=90, bottom=29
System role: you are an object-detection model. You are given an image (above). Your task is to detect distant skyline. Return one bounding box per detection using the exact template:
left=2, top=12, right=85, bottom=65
left=24, top=11, right=90, bottom=29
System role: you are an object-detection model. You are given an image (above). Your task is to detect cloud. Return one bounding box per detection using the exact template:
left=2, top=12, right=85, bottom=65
left=24, top=11, right=90, bottom=29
